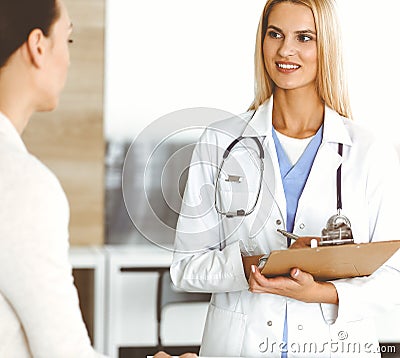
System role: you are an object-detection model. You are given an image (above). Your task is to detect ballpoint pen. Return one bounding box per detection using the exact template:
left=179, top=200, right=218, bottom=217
left=277, top=229, right=299, bottom=241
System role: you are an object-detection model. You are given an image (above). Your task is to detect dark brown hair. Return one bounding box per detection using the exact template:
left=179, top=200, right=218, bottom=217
left=0, top=0, right=60, bottom=68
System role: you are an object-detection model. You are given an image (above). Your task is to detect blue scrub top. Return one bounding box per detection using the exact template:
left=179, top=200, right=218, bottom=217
left=271, top=125, right=323, bottom=358
left=272, top=125, right=323, bottom=243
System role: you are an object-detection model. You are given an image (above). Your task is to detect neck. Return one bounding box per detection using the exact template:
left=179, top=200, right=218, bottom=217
left=272, top=87, right=324, bottom=139
left=0, top=69, right=35, bottom=135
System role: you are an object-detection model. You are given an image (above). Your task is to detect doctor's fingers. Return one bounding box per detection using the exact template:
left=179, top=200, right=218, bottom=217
left=248, top=265, right=276, bottom=293
left=289, top=236, right=320, bottom=249
left=248, top=268, right=320, bottom=300
left=248, top=267, right=303, bottom=294
left=249, top=276, right=310, bottom=297
left=154, top=352, right=197, bottom=358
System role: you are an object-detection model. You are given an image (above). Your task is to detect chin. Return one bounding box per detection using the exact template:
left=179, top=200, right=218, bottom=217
left=274, top=83, right=299, bottom=91
left=37, top=98, right=59, bottom=113
left=274, top=81, right=314, bottom=92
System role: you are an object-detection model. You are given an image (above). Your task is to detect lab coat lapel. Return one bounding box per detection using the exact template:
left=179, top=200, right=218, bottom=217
left=242, top=101, right=353, bottom=236
left=296, top=107, right=352, bottom=221
left=322, top=106, right=352, bottom=147
left=304, top=141, right=343, bottom=193
left=242, top=98, right=287, bottom=236
left=242, top=96, right=273, bottom=138
left=312, top=105, right=353, bottom=176
left=248, top=135, right=287, bottom=237
left=267, top=136, right=287, bottom=222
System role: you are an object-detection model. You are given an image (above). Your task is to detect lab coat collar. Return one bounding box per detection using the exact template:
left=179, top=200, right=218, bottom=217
left=241, top=96, right=353, bottom=147
left=0, top=112, right=28, bottom=153
left=322, top=106, right=352, bottom=146
left=242, top=98, right=273, bottom=138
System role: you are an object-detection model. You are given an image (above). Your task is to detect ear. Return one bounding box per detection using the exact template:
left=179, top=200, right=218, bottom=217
left=26, top=28, right=47, bottom=68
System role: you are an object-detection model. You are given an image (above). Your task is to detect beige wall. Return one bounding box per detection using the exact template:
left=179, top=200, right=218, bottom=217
left=22, top=0, right=105, bottom=246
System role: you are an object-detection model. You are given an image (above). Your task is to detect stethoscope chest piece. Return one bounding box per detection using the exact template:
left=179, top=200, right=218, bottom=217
left=318, top=143, right=354, bottom=246
left=320, top=210, right=354, bottom=246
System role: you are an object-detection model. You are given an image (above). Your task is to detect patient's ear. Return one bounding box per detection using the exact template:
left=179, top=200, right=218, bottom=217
left=26, top=28, right=47, bottom=68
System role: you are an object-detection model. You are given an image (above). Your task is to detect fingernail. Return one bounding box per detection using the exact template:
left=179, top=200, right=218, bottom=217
left=311, top=238, right=318, bottom=248
left=294, top=268, right=299, bottom=277
left=251, top=265, right=256, bottom=273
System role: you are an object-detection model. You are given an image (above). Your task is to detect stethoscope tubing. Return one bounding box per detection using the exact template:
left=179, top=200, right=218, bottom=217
left=214, top=109, right=345, bottom=218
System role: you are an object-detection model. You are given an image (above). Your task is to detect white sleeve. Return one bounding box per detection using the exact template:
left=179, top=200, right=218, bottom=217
left=322, top=141, right=400, bottom=324
left=170, top=129, right=249, bottom=293
left=0, top=158, right=105, bottom=358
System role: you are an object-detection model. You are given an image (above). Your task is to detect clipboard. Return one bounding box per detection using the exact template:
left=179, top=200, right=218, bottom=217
left=242, top=240, right=400, bottom=281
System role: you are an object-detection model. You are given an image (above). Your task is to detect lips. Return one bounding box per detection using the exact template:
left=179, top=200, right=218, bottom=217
left=276, top=61, right=301, bottom=73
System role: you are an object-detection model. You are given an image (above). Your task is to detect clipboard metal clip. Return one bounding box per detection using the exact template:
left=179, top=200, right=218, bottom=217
left=257, top=254, right=269, bottom=269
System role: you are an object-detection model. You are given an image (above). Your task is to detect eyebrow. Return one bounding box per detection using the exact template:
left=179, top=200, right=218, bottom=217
left=267, top=25, right=316, bottom=35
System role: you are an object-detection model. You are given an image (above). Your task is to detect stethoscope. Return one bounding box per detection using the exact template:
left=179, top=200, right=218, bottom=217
left=214, top=135, right=265, bottom=218
left=214, top=113, right=354, bottom=245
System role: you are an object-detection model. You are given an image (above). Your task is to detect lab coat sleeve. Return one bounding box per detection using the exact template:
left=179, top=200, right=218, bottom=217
left=0, top=157, right=104, bottom=357
left=170, top=128, right=249, bottom=293
left=323, top=141, right=400, bottom=324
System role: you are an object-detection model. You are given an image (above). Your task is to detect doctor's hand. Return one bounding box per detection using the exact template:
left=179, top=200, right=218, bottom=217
left=289, top=236, right=320, bottom=249
left=154, top=351, right=197, bottom=358
left=248, top=265, right=338, bottom=304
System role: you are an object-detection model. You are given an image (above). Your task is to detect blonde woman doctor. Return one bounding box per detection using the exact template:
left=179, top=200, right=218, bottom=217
left=171, top=0, right=400, bottom=357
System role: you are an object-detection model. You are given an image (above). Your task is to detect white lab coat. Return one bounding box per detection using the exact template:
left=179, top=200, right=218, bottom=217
left=170, top=98, right=400, bottom=358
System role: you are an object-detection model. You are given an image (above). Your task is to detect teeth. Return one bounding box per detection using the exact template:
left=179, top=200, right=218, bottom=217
left=277, top=63, right=300, bottom=69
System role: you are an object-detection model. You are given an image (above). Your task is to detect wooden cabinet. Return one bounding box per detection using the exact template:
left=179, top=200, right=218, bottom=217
left=70, top=246, right=106, bottom=353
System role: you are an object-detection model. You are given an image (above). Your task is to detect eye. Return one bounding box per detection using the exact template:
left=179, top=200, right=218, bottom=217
left=297, top=34, right=313, bottom=43
left=267, top=30, right=283, bottom=40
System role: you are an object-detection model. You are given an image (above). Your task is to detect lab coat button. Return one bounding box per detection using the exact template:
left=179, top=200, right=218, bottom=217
left=299, top=223, right=305, bottom=229
left=267, top=320, right=272, bottom=326
left=276, top=219, right=282, bottom=225
left=298, top=324, right=303, bottom=330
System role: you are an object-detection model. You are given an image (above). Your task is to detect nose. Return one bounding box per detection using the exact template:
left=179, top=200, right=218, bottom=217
left=278, top=37, right=297, bottom=58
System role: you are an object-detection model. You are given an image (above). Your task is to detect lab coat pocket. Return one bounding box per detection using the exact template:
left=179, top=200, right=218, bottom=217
left=216, top=186, right=258, bottom=217
left=217, top=188, right=260, bottom=253
left=200, top=303, right=247, bottom=357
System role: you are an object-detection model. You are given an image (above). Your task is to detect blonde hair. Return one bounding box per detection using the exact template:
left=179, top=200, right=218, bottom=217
left=249, top=0, right=352, bottom=119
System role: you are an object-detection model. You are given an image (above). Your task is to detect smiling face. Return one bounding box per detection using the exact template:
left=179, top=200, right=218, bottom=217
left=263, top=2, right=318, bottom=92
